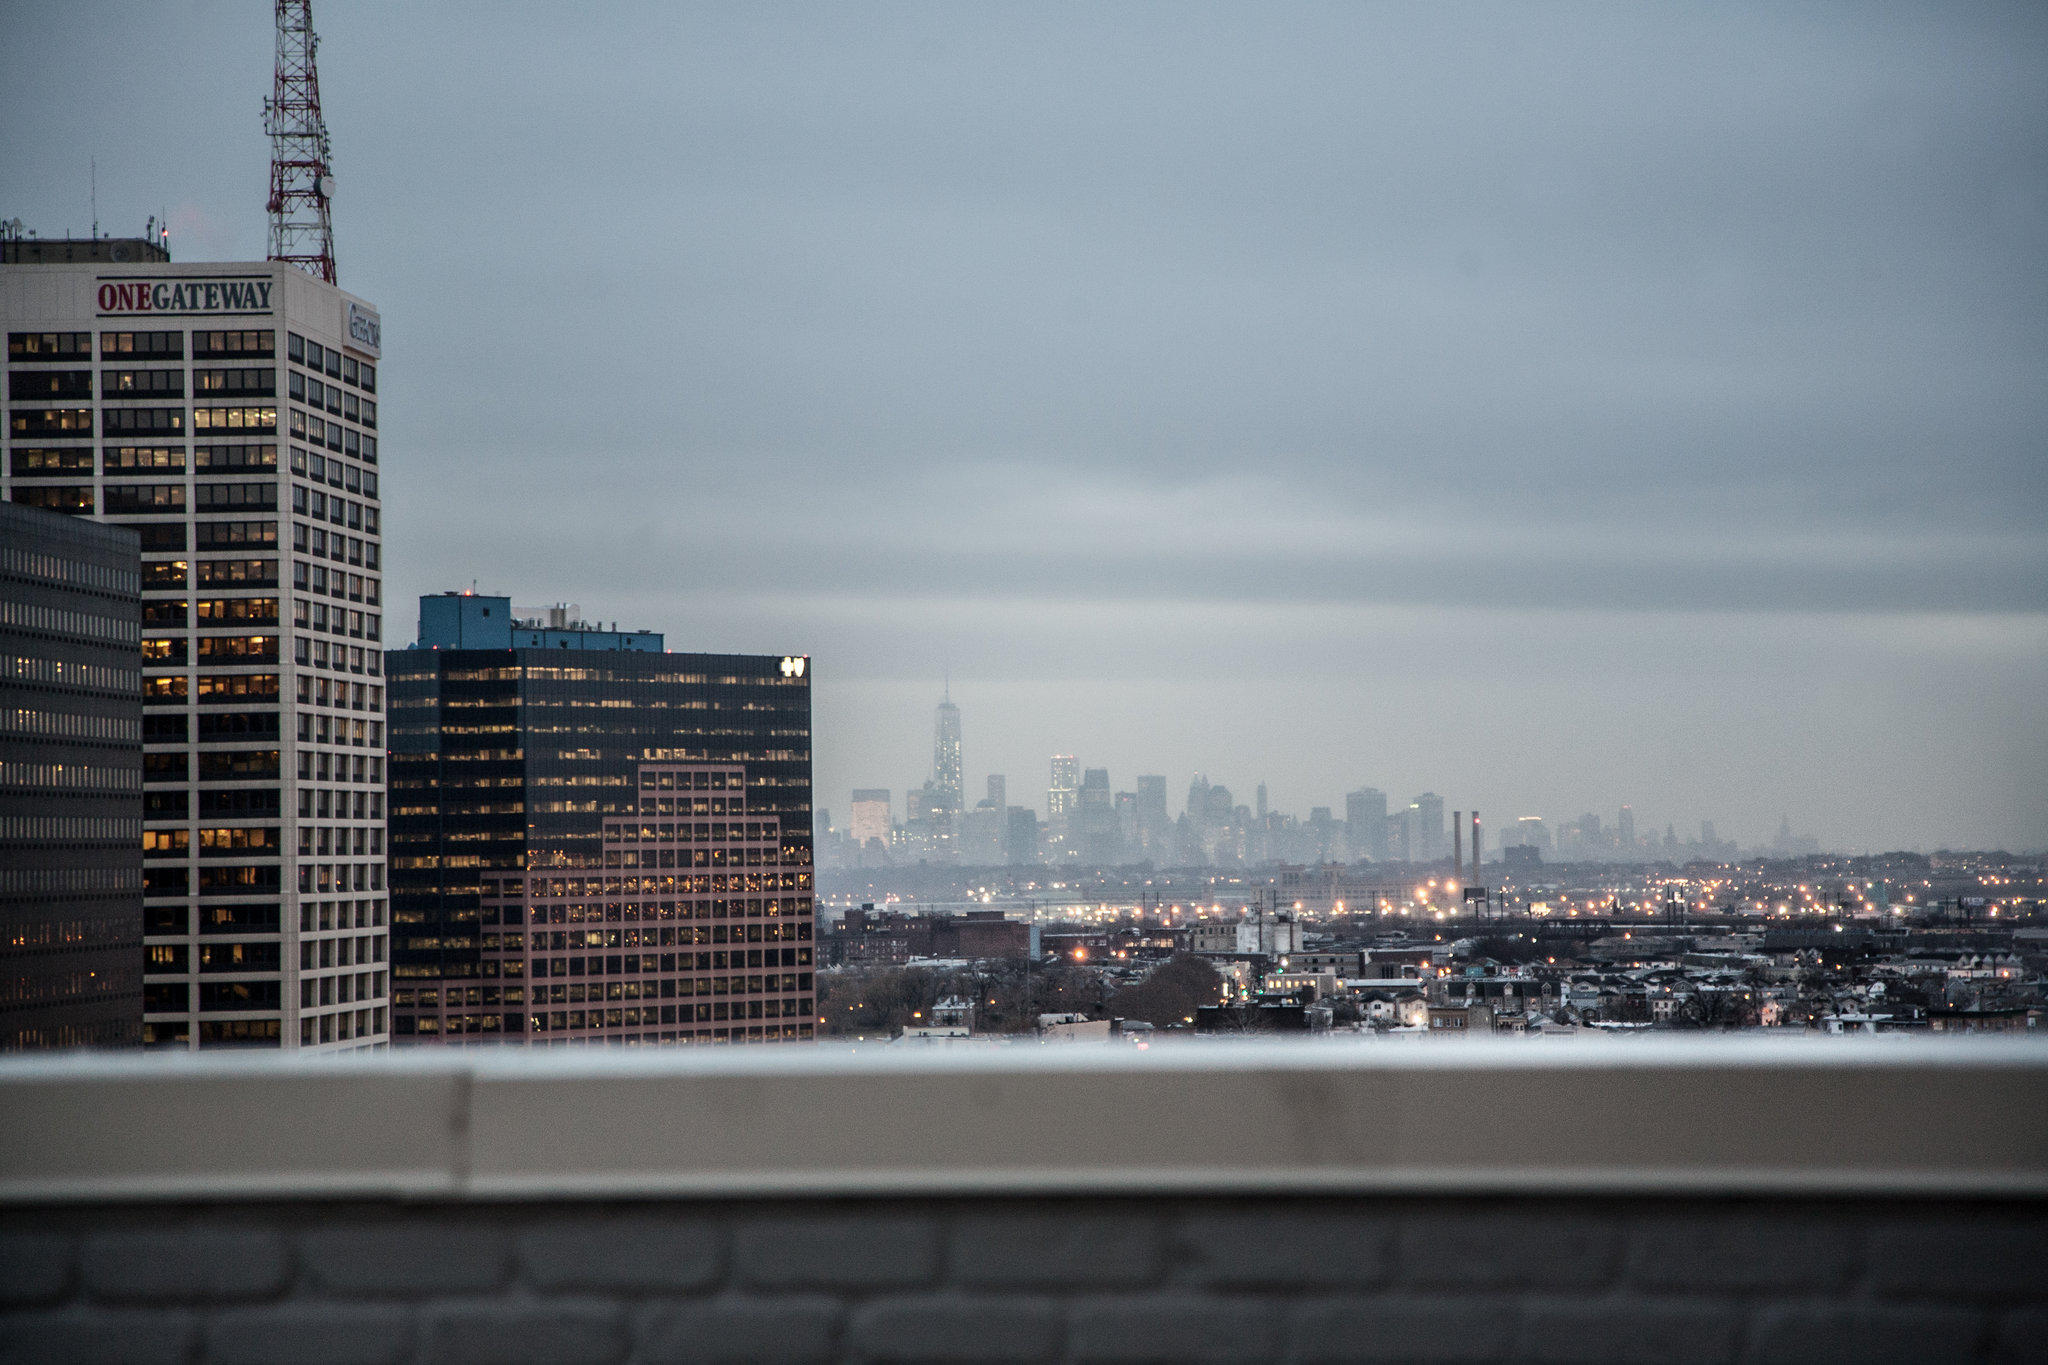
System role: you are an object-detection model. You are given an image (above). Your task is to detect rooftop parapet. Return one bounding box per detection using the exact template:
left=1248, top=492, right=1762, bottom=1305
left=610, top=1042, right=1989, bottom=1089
left=4, top=1036, right=2044, bottom=1202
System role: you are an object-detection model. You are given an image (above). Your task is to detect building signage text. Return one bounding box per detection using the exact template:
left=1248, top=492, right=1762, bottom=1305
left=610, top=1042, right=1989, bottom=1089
left=96, top=277, right=273, bottom=316
left=346, top=302, right=382, bottom=356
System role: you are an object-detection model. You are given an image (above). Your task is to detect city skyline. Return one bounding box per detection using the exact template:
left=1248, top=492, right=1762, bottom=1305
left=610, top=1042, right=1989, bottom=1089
left=839, top=687, right=1839, bottom=862
left=4, top=4, right=2043, bottom=856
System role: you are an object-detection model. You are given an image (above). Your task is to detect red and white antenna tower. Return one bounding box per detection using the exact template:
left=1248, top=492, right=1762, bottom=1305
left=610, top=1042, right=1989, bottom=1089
left=265, top=0, right=337, bottom=284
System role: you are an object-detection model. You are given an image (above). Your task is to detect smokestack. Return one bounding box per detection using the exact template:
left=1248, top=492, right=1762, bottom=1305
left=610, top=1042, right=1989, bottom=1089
left=1453, top=811, right=1463, bottom=883
left=1471, top=811, right=1482, bottom=877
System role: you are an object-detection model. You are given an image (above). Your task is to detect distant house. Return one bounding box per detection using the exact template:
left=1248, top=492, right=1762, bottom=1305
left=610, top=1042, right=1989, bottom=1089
left=1425, top=1002, right=1494, bottom=1034
left=896, top=995, right=979, bottom=1045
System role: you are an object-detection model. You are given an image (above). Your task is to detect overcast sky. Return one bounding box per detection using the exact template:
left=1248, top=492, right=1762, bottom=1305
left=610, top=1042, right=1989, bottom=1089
left=6, top=3, right=2044, bottom=850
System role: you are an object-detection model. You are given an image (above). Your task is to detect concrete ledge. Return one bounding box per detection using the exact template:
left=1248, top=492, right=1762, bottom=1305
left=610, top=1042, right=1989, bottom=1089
left=3, top=1038, right=2045, bottom=1203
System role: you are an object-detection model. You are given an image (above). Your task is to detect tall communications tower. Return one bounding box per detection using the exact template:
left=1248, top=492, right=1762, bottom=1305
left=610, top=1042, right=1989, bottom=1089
left=265, top=0, right=337, bottom=283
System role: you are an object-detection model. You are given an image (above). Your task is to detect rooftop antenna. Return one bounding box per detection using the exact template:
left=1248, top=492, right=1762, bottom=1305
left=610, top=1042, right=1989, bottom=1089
left=90, top=157, right=98, bottom=239
left=265, top=0, right=337, bottom=284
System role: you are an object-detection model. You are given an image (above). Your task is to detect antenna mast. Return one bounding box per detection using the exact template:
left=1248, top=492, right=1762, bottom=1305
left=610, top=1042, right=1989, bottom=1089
left=265, top=0, right=337, bottom=284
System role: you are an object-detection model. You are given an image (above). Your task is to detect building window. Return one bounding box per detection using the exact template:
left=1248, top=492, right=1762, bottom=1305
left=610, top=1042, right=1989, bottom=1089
left=10, top=448, right=95, bottom=476
left=101, top=484, right=186, bottom=515
left=10, top=409, right=94, bottom=438
left=8, top=369, right=93, bottom=399
left=10, top=331, right=93, bottom=360
left=192, top=406, right=277, bottom=434
left=195, top=520, right=278, bottom=550
left=195, top=483, right=278, bottom=513
left=102, top=368, right=182, bottom=397
left=103, top=445, right=185, bottom=473
left=194, top=444, right=277, bottom=472
left=194, top=367, right=276, bottom=397
left=195, top=673, right=280, bottom=704
left=100, top=331, right=182, bottom=359
left=191, top=329, right=275, bottom=359
left=195, top=558, right=278, bottom=589
left=195, top=635, right=279, bottom=664
left=196, top=596, right=279, bottom=626
left=142, top=560, right=189, bottom=592
left=102, top=408, right=182, bottom=437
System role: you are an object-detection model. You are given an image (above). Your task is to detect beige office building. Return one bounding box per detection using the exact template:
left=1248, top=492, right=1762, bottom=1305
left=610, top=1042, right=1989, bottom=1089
left=3, top=241, right=388, bottom=1050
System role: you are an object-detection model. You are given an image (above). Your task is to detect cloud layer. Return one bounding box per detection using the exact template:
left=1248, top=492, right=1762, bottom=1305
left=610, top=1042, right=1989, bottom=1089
left=5, top=3, right=2043, bottom=848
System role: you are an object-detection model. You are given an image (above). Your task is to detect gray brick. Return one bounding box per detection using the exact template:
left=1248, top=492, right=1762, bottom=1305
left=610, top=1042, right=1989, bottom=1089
left=1627, top=1213, right=1859, bottom=1293
left=1864, top=1217, right=2048, bottom=1303
left=517, top=1215, right=721, bottom=1293
left=951, top=1211, right=1162, bottom=1289
left=1748, top=1302, right=1990, bottom=1365
left=1068, top=1294, right=1282, bottom=1363
left=1175, top=1210, right=1393, bottom=1289
left=0, top=1231, right=74, bottom=1306
left=81, top=1229, right=288, bottom=1304
left=732, top=1213, right=938, bottom=1290
left=206, top=1303, right=414, bottom=1365
left=636, top=1296, right=843, bottom=1364
left=1989, top=1306, right=2048, bottom=1365
left=300, top=1220, right=512, bottom=1297
left=418, top=1302, right=627, bottom=1365
left=0, top=1308, right=196, bottom=1365
left=845, top=1294, right=1064, bottom=1362
left=1518, top=1297, right=1742, bottom=1364
left=1398, top=1210, right=1620, bottom=1290
left=1289, top=1293, right=1520, bottom=1364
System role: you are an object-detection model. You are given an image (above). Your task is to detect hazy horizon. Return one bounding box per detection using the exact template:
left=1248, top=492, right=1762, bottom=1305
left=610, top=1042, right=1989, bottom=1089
left=5, top=3, right=2043, bottom=851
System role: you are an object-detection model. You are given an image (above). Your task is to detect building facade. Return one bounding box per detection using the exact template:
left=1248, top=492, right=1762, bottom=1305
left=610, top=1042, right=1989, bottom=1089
left=386, top=595, right=814, bottom=1044
left=1347, top=788, right=1387, bottom=862
left=1412, top=792, right=1446, bottom=864
left=932, top=698, right=961, bottom=814
left=0, top=501, right=144, bottom=1048
left=1077, top=766, right=1119, bottom=862
left=829, top=907, right=1030, bottom=967
left=2, top=249, right=388, bottom=1050
left=848, top=789, right=890, bottom=852
left=1004, top=806, right=1039, bottom=865
left=1048, top=753, right=1081, bottom=847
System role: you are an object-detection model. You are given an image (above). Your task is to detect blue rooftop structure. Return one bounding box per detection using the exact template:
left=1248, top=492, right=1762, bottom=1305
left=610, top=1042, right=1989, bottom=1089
left=413, top=593, right=664, bottom=652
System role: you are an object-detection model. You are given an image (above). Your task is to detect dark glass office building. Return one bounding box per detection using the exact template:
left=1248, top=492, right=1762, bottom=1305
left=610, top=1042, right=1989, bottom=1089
left=0, top=499, right=144, bottom=1048
left=387, top=593, right=814, bottom=1044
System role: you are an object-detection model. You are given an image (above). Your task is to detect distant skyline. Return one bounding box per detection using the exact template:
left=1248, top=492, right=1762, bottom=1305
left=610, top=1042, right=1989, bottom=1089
left=5, top=4, right=2043, bottom=851
left=847, top=687, right=1845, bottom=856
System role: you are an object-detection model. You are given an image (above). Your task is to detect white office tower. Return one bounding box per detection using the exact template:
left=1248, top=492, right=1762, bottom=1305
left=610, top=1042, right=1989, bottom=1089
left=3, top=245, right=388, bottom=1049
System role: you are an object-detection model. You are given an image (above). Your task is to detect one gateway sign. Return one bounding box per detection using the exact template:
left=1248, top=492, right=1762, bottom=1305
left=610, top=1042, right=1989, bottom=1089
left=96, top=276, right=274, bottom=316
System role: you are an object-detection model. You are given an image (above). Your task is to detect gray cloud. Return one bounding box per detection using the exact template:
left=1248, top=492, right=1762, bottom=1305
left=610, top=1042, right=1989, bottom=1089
left=5, top=2, right=2044, bottom=848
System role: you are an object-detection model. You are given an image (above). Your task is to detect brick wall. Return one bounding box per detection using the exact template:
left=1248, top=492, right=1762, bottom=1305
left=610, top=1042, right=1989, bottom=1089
left=4, top=1194, right=2043, bottom=1363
